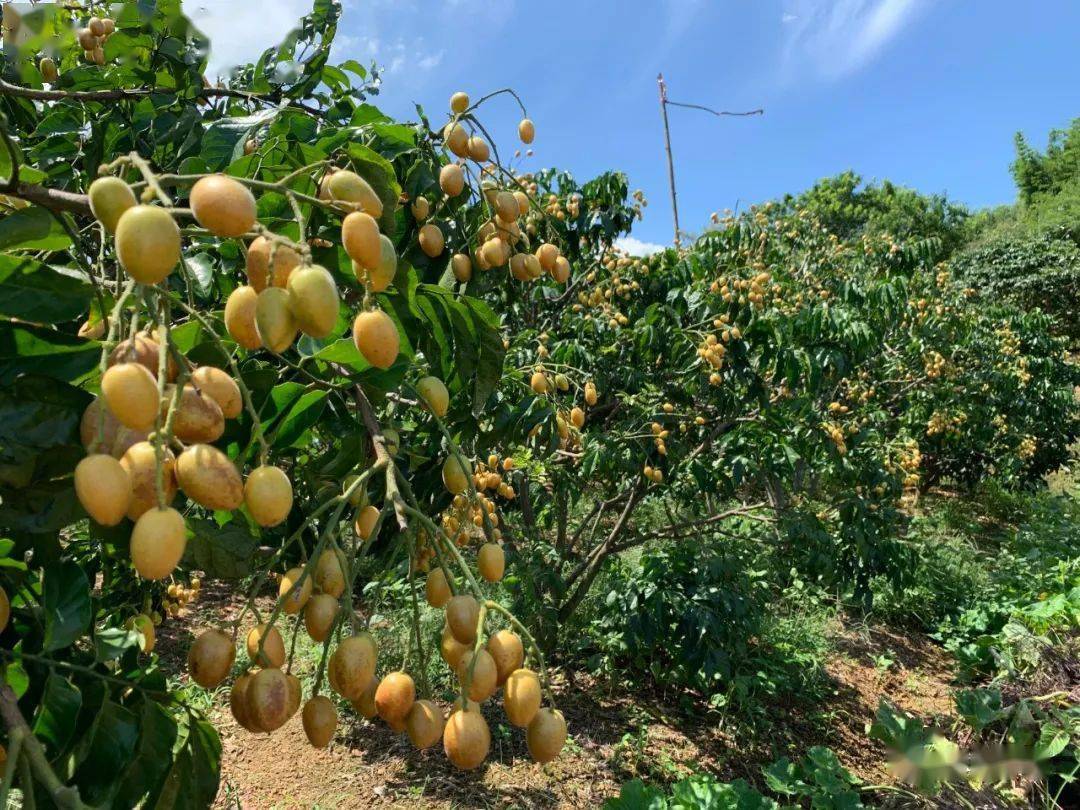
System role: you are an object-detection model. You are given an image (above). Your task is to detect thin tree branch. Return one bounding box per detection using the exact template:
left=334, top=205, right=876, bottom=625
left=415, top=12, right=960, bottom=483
left=666, top=101, right=764, bottom=118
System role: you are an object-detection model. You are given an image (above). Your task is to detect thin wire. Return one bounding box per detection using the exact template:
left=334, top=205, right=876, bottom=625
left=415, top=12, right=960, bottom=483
left=665, top=100, right=764, bottom=117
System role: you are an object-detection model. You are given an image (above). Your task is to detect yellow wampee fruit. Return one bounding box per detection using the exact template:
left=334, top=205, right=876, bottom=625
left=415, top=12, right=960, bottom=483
left=530, top=371, right=549, bottom=395
left=314, top=548, right=346, bottom=597
left=375, top=671, right=416, bottom=724
left=354, top=234, right=397, bottom=292
left=74, top=453, right=131, bottom=526
left=108, top=333, right=176, bottom=381
left=115, top=205, right=180, bottom=284
left=445, top=593, right=480, bottom=644
left=176, top=443, right=243, bottom=511
left=102, top=362, right=159, bottom=431
left=254, top=287, right=297, bottom=353
left=190, top=366, right=242, bottom=419
left=88, top=17, right=105, bottom=36
left=456, top=649, right=497, bottom=702
left=304, top=593, right=338, bottom=642
left=406, top=699, right=444, bottom=749
left=130, top=506, right=186, bottom=580
left=552, top=255, right=571, bottom=284
left=248, top=667, right=291, bottom=732
left=245, top=465, right=293, bottom=527
left=189, top=174, right=257, bottom=238
left=585, top=382, right=598, bottom=406
left=443, top=707, right=490, bottom=770
left=342, top=473, right=368, bottom=507
left=466, top=136, right=490, bottom=162
left=225, top=285, right=261, bottom=350
left=129, top=613, right=156, bottom=652
left=495, top=191, right=519, bottom=222
left=527, top=708, right=567, bottom=763
left=352, top=309, right=399, bottom=370
left=482, top=238, right=509, bottom=268
left=39, top=56, right=58, bottom=83
left=88, top=176, right=136, bottom=233
left=418, top=223, right=444, bottom=258
left=188, top=628, right=235, bottom=689
left=230, top=672, right=261, bottom=732
left=487, top=630, right=524, bottom=686
left=410, top=196, right=430, bottom=221
left=425, top=567, right=451, bottom=608
left=285, top=672, right=302, bottom=720
left=439, top=163, right=464, bottom=197
left=170, top=384, right=225, bottom=444
left=451, top=253, right=472, bottom=283
left=570, top=406, right=585, bottom=428
left=341, top=211, right=381, bottom=269
left=287, top=264, right=339, bottom=339
left=535, top=243, right=559, bottom=273
left=80, top=397, right=122, bottom=455
left=504, top=668, right=542, bottom=727
left=440, top=623, right=469, bottom=669
left=349, top=675, right=379, bottom=719
left=518, top=118, right=536, bottom=144
left=354, top=504, right=379, bottom=540
left=450, top=91, right=469, bottom=113
left=322, top=170, right=383, bottom=218
left=443, top=121, right=468, bottom=157
left=441, top=455, right=472, bottom=495
left=510, top=253, right=531, bottom=282
left=416, top=375, right=449, bottom=417
left=245, top=236, right=300, bottom=291
left=121, top=441, right=176, bottom=520
left=302, top=696, right=337, bottom=748
left=328, top=633, right=378, bottom=701
left=246, top=623, right=286, bottom=668
left=278, top=566, right=312, bottom=614
left=477, top=543, right=505, bottom=582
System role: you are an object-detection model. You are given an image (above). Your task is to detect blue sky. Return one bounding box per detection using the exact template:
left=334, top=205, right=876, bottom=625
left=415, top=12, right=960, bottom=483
left=191, top=0, right=1080, bottom=252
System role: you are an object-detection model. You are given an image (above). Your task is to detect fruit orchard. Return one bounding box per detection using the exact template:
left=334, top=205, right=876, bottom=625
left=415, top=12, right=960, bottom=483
left=0, top=1, right=1077, bottom=808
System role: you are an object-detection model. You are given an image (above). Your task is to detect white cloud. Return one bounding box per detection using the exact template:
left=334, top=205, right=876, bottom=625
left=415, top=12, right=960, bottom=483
left=187, top=0, right=314, bottom=77
left=615, top=236, right=666, bottom=257
left=781, top=0, right=926, bottom=79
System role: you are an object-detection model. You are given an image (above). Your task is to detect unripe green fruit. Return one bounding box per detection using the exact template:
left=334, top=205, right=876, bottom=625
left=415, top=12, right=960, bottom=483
left=88, top=176, right=136, bottom=233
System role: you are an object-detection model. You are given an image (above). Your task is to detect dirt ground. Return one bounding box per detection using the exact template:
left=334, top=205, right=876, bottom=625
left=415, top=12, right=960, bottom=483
left=156, top=584, right=959, bottom=809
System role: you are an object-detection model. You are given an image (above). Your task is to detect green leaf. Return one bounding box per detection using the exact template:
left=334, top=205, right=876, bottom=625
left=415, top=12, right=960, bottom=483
left=464, top=297, right=506, bottom=416
left=272, top=389, right=327, bottom=448
left=32, top=672, right=82, bottom=760
left=115, top=700, right=180, bottom=808
left=0, top=255, right=92, bottom=321
left=42, top=561, right=91, bottom=651
left=0, top=321, right=100, bottom=384
left=151, top=714, right=221, bottom=810
left=95, top=626, right=142, bottom=662
left=0, top=207, right=73, bottom=251
left=312, top=337, right=370, bottom=370
left=184, top=518, right=257, bottom=580
left=1034, top=724, right=1070, bottom=761
left=72, top=699, right=141, bottom=806
left=203, top=109, right=279, bottom=171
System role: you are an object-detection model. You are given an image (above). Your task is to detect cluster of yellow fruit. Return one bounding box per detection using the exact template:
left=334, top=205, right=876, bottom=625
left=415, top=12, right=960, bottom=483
left=163, top=579, right=201, bottom=618
left=711, top=270, right=772, bottom=310
left=76, top=15, right=115, bottom=65
left=696, top=317, right=742, bottom=385
left=923, top=351, right=947, bottom=380
left=926, top=409, right=968, bottom=438
left=821, top=421, right=851, bottom=456
left=438, top=491, right=505, bottom=549
left=889, top=439, right=922, bottom=490
left=649, top=420, right=671, bottom=457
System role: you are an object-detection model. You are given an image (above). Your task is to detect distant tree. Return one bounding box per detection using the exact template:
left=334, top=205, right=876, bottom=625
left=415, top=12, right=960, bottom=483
left=1010, top=118, right=1080, bottom=205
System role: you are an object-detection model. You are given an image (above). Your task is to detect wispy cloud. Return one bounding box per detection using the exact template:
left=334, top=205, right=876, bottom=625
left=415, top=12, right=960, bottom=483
left=616, top=236, right=666, bottom=257
left=781, top=0, right=926, bottom=79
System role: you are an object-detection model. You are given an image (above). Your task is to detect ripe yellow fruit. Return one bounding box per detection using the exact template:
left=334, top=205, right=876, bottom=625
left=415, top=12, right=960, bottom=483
left=88, top=16, right=105, bottom=36
left=349, top=676, right=379, bottom=719
left=410, top=196, right=430, bottom=221
left=230, top=672, right=261, bottom=732
left=329, top=633, right=378, bottom=701
left=416, top=375, right=449, bottom=417
left=121, top=442, right=176, bottom=520
left=467, top=136, right=490, bottom=162
left=440, top=624, right=470, bottom=669
left=354, top=504, right=379, bottom=540
left=535, top=243, right=559, bottom=273
left=107, top=334, right=175, bottom=379
left=527, top=708, right=567, bottom=763
left=426, top=567, right=451, bottom=608
left=115, top=205, right=180, bottom=284
left=322, top=170, right=383, bottom=218
left=176, top=443, right=244, bottom=511
left=278, top=566, right=312, bottom=614
left=418, top=223, right=445, bottom=258
left=225, top=285, right=261, bottom=350
left=439, top=163, right=464, bottom=197
left=443, top=708, right=490, bottom=770
left=451, top=253, right=472, bottom=283
left=288, top=265, right=339, bottom=339
left=246, top=623, right=286, bottom=668
left=442, top=455, right=472, bottom=495
left=375, top=671, right=416, bottom=725
left=518, top=118, right=535, bottom=144
left=188, top=628, right=235, bottom=689
left=39, top=56, right=58, bottom=83
left=304, top=593, right=338, bottom=642
left=352, top=309, right=399, bottom=370
left=74, top=454, right=131, bottom=526
left=128, top=613, right=156, bottom=652
left=570, top=407, right=585, bottom=428
left=245, top=236, right=300, bottom=291
left=487, top=630, right=524, bottom=686
left=249, top=667, right=291, bottom=732
left=170, top=384, right=225, bottom=444
left=446, top=594, right=480, bottom=644
left=130, top=506, right=186, bottom=580
left=530, top=371, right=549, bottom=395
left=406, top=699, right=444, bottom=749
left=102, top=362, right=159, bottom=431
left=494, top=192, right=519, bottom=223
left=254, top=287, right=297, bottom=353
left=286, top=672, right=302, bottom=720
left=189, top=174, right=257, bottom=238
left=190, top=366, right=242, bottom=419
left=301, top=696, right=337, bottom=749
left=552, top=256, right=571, bottom=284
left=457, top=649, right=497, bottom=702
left=585, top=382, right=598, bottom=406
left=88, top=176, right=136, bottom=233
left=0, top=586, right=8, bottom=634
left=314, top=548, right=346, bottom=598
left=450, top=91, right=469, bottom=113
left=341, top=211, right=381, bottom=269
left=483, top=238, right=509, bottom=268
left=443, top=122, right=468, bottom=157
left=477, top=543, right=505, bottom=582
left=504, top=668, right=542, bottom=727
left=354, top=234, right=397, bottom=292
